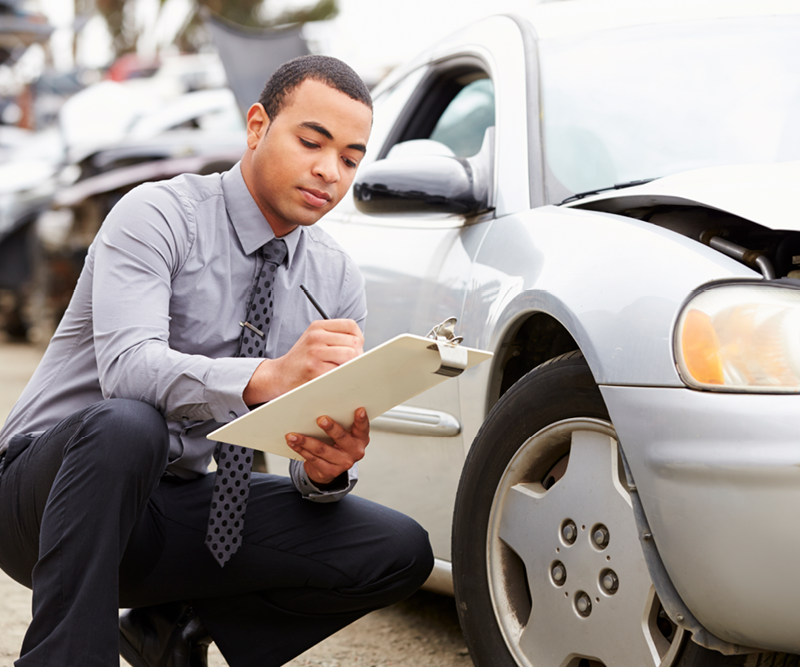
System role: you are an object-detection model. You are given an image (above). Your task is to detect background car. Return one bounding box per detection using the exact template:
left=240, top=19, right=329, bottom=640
left=2, top=71, right=245, bottom=341
left=268, top=2, right=800, bottom=666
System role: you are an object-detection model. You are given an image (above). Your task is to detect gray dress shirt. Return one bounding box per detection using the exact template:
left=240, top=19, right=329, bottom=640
left=0, top=163, right=367, bottom=498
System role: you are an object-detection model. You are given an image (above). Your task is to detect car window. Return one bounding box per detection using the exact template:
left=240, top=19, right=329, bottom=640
left=379, top=67, right=495, bottom=161
left=429, top=78, right=494, bottom=157
left=367, top=67, right=428, bottom=163
left=539, top=15, right=800, bottom=195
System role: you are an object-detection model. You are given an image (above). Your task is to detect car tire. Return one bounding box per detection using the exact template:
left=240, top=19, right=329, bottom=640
left=452, top=350, right=738, bottom=667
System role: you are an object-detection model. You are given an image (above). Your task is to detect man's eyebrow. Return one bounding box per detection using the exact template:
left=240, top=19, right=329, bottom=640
left=299, top=121, right=367, bottom=154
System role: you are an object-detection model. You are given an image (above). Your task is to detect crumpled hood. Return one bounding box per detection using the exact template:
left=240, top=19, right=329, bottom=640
left=568, top=160, right=800, bottom=231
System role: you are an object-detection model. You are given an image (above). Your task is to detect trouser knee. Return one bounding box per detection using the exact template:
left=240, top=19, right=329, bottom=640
left=362, top=510, right=434, bottom=604
left=73, top=398, right=170, bottom=479
left=391, top=516, right=435, bottom=594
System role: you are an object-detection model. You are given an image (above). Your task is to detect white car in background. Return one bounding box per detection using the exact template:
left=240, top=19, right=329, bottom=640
left=306, top=1, right=800, bottom=666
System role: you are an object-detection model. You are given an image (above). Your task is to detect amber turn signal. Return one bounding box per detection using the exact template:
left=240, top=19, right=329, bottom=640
left=680, top=309, right=724, bottom=385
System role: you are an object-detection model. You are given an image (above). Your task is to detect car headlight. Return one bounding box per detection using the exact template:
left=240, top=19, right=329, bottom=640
left=675, top=282, right=800, bottom=392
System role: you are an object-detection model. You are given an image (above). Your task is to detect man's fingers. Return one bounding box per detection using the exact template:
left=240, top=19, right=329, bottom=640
left=306, top=320, right=364, bottom=354
left=306, top=319, right=364, bottom=348
left=310, top=318, right=364, bottom=335
left=318, top=415, right=368, bottom=458
left=305, top=329, right=362, bottom=349
left=286, top=431, right=348, bottom=466
left=286, top=432, right=352, bottom=486
left=311, top=346, right=360, bottom=367
left=285, top=413, right=370, bottom=486
left=243, top=318, right=364, bottom=406
left=317, top=415, right=349, bottom=441
left=351, top=408, right=369, bottom=438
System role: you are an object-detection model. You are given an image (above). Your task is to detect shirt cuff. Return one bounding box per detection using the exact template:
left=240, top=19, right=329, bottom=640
left=289, top=459, right=358, bottom=503
left=205, top=357, right=264, bottom=422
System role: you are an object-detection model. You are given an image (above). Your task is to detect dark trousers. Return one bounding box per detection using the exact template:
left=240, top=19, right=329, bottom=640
left=0, top=399, right=434, bottom=667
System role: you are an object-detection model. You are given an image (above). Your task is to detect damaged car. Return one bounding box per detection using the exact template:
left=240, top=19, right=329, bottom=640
left=303, top=2, right=800, bottom=666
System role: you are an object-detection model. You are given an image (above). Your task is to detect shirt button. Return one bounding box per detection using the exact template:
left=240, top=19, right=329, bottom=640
left=229, top=411, right=237, bottom=419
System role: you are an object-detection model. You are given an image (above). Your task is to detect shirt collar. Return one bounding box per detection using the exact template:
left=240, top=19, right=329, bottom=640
left=222, top=162, right=301, bottom=267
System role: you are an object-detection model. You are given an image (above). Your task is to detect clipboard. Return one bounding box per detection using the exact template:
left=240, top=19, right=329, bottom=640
left=208, top=324, right=492, bottom=460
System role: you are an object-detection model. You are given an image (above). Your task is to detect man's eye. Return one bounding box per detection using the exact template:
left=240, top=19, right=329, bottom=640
left=299, top=139, right=317, bottom=148
left=343, top=158, right=357, bottom=168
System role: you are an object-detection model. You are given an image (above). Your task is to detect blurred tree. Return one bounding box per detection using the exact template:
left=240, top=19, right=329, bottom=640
left=95, top=0, right=137, bottom=56
left=181, top=0, right=338, bottom=52
left=84, top=0, right=338, bottom=58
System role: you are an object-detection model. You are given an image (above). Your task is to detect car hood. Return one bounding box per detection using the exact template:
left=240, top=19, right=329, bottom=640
left=567, top=161, right=800, bottom=232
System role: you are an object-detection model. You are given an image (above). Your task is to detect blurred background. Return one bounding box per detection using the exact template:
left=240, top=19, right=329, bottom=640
left=0, top=0, right=542, bottom=344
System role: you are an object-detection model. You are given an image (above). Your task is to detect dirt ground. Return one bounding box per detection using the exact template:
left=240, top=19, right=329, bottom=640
left=0, top=339, right=473, bottom=667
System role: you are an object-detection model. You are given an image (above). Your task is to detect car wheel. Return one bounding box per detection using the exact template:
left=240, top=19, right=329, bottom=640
left=452, top=351, right=734, bottom=667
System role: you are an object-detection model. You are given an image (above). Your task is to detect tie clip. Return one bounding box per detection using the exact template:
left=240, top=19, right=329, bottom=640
left=239, top=321, right=265, bottom=338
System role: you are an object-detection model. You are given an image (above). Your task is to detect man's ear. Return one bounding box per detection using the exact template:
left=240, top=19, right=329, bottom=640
left=246, top=103, right=270, bottom=150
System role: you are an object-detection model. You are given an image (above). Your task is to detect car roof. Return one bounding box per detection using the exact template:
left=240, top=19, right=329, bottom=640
left=520, top=0, right=800, bottom=40
left=377, top=0, right=800, bottom=93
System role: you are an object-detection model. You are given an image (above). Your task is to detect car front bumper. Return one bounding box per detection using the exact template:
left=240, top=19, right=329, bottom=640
left=600, top=385, right=800, bottom=654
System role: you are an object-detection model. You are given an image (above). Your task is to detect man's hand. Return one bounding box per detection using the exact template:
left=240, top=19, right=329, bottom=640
left=243, top=319, right=363, bottom=406
left=286, top=408, right=370, bottom=485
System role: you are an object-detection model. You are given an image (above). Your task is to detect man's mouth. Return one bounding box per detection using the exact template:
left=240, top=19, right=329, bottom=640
left=299, top=187, right=332, bottom=208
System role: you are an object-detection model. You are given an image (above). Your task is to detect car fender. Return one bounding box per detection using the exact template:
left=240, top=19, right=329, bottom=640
left=458, top=204, right=757, bottom=447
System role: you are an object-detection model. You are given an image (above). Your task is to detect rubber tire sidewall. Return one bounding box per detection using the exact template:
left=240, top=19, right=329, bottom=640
left=451, top=351, right=741, bottom=667
left=452, top=351, right=608, bottom=666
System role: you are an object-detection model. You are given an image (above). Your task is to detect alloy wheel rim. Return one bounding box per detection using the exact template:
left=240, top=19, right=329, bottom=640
left=486, top=418, right=684, bottom=667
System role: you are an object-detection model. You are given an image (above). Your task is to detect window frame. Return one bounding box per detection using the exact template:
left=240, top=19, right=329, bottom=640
left=377, top=56, right=494, bottom=161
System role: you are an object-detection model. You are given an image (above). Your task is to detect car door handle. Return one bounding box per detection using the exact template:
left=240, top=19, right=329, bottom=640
left=371, top=405, right=461, bottom=437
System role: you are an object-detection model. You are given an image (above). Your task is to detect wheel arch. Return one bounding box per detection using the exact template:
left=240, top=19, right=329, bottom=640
left=478, top=309, right=756, bottom=660
left=487, top=310, right=580, bottom=411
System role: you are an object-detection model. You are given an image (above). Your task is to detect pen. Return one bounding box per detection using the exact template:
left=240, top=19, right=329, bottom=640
left=300, top=284, right=330, bottom=320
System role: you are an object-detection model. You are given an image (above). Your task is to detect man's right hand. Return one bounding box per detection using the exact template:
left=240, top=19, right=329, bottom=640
left=242, top=319, right=363, bottom=406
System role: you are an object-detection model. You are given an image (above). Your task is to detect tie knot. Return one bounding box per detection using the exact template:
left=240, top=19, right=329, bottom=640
left=262, top=238, right=287, bottom=267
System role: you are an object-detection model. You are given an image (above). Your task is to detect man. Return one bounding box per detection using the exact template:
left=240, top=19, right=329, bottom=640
left=0, top=55, right=433, bottom=667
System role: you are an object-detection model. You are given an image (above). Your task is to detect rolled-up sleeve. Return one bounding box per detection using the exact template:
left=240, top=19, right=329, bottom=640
left=92, top=184, right=259, bottom=423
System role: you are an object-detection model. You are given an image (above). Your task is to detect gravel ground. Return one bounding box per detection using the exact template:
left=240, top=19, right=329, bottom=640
left=0, top=339, right=473, bottom=667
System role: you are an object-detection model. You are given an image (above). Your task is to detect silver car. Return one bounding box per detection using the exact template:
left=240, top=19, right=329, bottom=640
left=311, top=2, right=800, bottom=665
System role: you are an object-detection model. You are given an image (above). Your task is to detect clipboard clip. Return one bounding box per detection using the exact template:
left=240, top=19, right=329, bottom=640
left=426, top=317, right=468, bottom=377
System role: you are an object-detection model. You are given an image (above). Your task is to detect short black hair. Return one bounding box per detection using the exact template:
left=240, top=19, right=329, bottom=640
left=258, top=54, right=372, bottom=120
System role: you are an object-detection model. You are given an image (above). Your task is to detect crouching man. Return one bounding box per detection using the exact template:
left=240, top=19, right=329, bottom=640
left=0, top=55, right=433, bottom=667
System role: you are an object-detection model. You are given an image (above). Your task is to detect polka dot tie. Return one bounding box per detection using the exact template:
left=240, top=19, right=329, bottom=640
left=206, top=237, right=288, bottom=567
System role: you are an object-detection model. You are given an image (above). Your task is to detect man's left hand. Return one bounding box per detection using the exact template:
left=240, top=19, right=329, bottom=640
left=285, top=408, right=369, bottom=486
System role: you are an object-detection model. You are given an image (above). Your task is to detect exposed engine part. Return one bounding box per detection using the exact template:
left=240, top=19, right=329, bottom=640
left=700, top=232, right=776, bottom=279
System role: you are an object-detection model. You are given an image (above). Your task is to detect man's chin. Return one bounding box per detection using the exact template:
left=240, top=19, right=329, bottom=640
left=296, top=204, right=333, bottom=226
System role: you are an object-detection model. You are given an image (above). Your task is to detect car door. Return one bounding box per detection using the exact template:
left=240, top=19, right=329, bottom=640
left=323, top=63, right=495, bottom=562
left=317, top=17, right=533, bottom=564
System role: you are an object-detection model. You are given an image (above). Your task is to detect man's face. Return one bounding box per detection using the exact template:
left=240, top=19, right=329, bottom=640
left=241, top=78, right=372, bottom=238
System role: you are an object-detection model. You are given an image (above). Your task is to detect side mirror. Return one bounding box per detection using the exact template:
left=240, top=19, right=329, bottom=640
left=354, top=128, right=494, bottom=216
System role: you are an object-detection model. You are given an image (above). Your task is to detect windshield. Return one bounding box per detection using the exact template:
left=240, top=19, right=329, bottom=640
left=538, top=16, right=800, bottom=196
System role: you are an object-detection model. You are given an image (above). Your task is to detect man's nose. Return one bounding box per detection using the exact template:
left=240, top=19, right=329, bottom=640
left=313, top=151, right=340, bottom=183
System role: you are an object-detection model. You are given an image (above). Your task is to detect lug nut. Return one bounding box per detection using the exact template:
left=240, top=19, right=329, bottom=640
left=562, top=520, right=577, bottom=545
left=551, top=561, right=566, bottom=586
left=593, top=525, right=609, bottom=549
left=601, top=569, right=619, bottom=594
left=575, top=591, right=592, bottom=617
